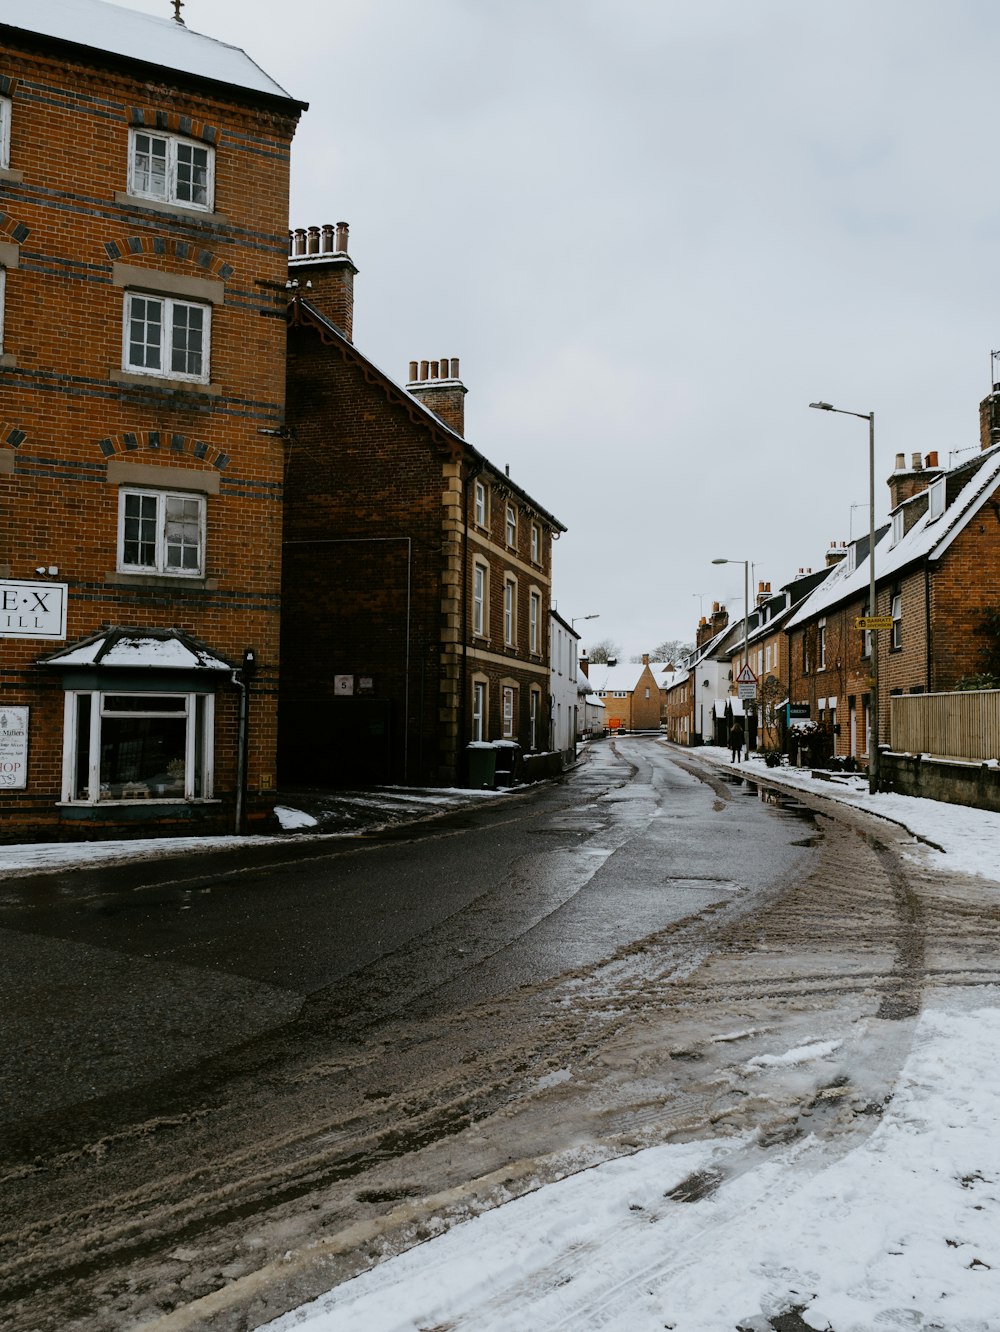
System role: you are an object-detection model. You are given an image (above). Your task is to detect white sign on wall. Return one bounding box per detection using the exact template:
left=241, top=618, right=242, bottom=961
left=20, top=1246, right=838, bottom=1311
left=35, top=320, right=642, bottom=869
left=0, top=580, right=68, bottom=639
left=334, top=675, right=354, bottom=696
left=0, top=706, right=28, bottom=789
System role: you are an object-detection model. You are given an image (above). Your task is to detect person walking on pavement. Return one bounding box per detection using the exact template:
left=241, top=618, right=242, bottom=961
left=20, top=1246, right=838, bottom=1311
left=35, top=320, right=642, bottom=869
left=729, top=717, right=744, bottom=763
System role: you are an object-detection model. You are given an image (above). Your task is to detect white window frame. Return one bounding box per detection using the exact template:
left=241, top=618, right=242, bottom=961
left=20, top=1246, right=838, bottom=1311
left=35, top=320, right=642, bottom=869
left=472, top=680, right=486, bottom=741
left=861, top=601, right=872, bottom=659
left=529, top=688, right=540, bottom=749
left=530, top=522, right=540, bottom=564
left=123, top=291, right=211, bottom=383
left=891, top=509, right=904, bottom=546
left=505, top=504, right=517, bottom=548
left=529, top=590, right=541, bottom=653
left=503, top=576, right=516, bottom=646
left=502, top=684, right=516, bottom=738
left=472, top=560, right=487, bottom=637
left=128, top=128, right=215, bottom=210
left=474, top=479, right=487, bottom=527
left=0, top=97, right=10, bottom=170
left=61, top=688, right=215, bottom=804
left=818, top=617, right=827, bottom=670
left=891, top=591, right=902, bottom=649
left=117, top=487, right=206, bottom=577
left=928, top=475, right=945, bottom=522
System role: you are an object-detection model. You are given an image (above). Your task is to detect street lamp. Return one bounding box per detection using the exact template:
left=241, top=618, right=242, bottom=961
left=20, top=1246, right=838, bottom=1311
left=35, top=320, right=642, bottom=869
left=713, top=556, right=749, bottom=758
left=809, top=401, right=878, bottom=794
left=571, top=614, right=599, bottom=629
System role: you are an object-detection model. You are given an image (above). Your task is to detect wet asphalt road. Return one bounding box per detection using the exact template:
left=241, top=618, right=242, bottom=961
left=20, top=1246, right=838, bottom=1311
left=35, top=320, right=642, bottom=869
left=0, top=738, right=814, bottom=1144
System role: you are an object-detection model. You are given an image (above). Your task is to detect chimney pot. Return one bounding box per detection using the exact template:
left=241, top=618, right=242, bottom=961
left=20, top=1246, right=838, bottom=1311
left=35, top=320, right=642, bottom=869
left=321, top=223, right=334, bottom=253
left=911, top=451, right=922, bottom=470
left=335, top=221, right=350, bottom=253
left=420, top=361, right=429, bottom=381
left=926, top=451, right=939, bottom=468
left=450, top=357, right=460, bottom=378
left=307, top=225, right=320, bottom=255
left=713, top=600, right=720, bottom=612
left=895, top=452, right=905, bottom=470
left=408, top=361, right=418, bottom=382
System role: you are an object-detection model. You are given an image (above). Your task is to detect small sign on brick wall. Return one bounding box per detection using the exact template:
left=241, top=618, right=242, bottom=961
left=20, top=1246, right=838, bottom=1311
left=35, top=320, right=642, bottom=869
left=0, top=706, right=28, bottom=789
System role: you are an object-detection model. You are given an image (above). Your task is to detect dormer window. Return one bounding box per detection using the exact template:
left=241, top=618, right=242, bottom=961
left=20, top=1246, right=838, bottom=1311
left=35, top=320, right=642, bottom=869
left=891, top=509, right=904, bottom=546
left=928, top=475, right=945, bottom=522
left=128, top=129, right=214, bottom=210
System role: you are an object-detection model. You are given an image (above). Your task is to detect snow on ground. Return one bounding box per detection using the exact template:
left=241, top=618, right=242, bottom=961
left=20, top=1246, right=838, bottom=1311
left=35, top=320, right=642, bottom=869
left=261, top=1002, right=1000, bottom=1332
left=7, top=744, right=1000, bottom=1328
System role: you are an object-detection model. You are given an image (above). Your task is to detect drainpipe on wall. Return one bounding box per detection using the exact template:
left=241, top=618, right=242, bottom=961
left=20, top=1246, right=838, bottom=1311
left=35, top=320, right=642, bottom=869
left=460, top=461, right=485, bottom=767
left=234, top=647, right=256, bottom=835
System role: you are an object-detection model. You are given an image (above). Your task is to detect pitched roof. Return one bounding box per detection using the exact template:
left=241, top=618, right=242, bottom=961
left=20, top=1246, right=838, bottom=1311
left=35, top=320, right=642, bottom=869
left=787, top=445, right=1000, bottom=629
left=291, top=297, right=567, bottom=533
left=42, top=626, right=232, bottom=671
left=0, top=0, right=301, bottom=104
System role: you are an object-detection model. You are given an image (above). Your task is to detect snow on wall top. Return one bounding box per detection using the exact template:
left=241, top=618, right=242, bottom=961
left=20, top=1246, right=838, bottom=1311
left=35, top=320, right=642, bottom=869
left=0, top=0, right=296, bottom=102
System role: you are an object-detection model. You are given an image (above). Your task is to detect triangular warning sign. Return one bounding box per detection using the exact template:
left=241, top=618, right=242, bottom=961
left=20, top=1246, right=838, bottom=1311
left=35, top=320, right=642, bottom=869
left=735, top=663, right=757, bottom=684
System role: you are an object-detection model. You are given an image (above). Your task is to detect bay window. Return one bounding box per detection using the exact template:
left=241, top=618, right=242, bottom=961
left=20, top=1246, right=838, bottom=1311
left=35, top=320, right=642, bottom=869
left=63, top=689, right=214, bottom=803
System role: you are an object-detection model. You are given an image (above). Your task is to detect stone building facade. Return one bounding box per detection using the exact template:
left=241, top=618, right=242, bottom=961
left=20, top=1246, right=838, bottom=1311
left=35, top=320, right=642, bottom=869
left=0, top=3, right=303, bottom=839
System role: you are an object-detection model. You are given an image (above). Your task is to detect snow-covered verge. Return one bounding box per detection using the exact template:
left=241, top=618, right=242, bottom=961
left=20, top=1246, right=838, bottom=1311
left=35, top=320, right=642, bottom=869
left=260, top=1001, right=1000, bottom=1332
left=0, top=787, right=508, bottom=879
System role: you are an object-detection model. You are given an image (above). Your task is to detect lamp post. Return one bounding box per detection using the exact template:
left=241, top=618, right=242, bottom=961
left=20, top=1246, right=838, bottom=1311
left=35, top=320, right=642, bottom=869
left=571, top=614, right=599, bottom=630
left=713, top=557, right=749, bottom=758
left=809, top=401, right=878, bottom=794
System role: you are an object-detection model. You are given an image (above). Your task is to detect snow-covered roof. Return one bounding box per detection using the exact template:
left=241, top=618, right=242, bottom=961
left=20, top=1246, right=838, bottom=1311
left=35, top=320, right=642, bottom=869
left=713, top=697, right=745, bottom=717
left=584, top=660, right=660, bottom=695
left=787, top=446, right=1000, bottom=630
left=0, top=0, right=299, bottom=103
left=583, top=692, right=606, bottom=709
left=43, top=627, right=232, bottom=671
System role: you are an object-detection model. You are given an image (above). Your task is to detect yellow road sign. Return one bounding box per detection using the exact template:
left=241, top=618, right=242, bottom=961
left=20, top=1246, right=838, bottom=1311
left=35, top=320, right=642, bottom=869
left=854, top=615, right=893, bottom=631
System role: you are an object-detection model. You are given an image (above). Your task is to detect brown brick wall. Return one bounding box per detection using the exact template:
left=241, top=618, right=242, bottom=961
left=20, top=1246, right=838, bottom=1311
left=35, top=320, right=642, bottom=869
left=0, top=38, right=299, bottom=838
left=281, top=326, right=556, bottom=785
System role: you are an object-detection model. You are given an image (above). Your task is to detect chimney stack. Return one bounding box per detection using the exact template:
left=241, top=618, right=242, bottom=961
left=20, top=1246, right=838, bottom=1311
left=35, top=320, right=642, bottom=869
left=406, top=356, right=467, bottom=437
left=887, top=448, right=944, bottom=511
left=288, top=221, right=358, bottom=341
left=979, top=385, right=1000, bottom=451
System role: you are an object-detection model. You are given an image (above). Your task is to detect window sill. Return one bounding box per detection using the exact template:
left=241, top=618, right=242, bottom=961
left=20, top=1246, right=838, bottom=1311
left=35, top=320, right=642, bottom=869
left=59, top=798, right=221, bottom=808
left=105, top=571, right=217, bottom=589
left=114, top=192, right=227, bottom=225
left=0, top=167, right=24, bottom=184
left=110, top=370, right=221, bottom=396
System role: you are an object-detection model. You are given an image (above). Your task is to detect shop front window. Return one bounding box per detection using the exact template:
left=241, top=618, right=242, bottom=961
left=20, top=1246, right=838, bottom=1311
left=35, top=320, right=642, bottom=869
left=63, top=690, right=214, bottom=802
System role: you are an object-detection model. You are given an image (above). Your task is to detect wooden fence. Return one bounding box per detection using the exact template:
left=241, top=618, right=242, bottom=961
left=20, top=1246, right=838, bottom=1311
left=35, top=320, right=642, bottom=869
left=890, top=689, right=1000, bottom=761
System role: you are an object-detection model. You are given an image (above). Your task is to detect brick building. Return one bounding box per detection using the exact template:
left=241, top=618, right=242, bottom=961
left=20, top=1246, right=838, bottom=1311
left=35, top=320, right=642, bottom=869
left=279, top=224, right=566, bottom=787
left=0, top=2, right=303, bottom=840
left=786, top=441, right=1000, bottom=763
left=584, top=654, right=663, bottom=732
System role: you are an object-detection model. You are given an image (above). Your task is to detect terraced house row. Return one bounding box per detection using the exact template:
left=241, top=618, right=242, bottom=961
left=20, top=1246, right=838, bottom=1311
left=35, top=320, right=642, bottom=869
left=1, top=0, right=565, bottom=842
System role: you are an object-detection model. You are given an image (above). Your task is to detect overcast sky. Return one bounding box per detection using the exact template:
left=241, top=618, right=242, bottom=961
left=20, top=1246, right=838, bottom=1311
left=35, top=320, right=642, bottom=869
left=131, top=0, right=1000, bottom=658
